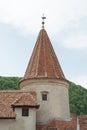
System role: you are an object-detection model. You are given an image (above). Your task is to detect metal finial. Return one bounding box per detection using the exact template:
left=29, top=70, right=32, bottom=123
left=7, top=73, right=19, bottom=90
left=42, top=14, right=46, bottom=28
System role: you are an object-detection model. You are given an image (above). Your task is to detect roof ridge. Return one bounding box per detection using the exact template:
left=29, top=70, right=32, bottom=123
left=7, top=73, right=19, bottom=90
left=12, top=93, right=38, bottom=106
left=47, top=40, right=57, bottom=78
left=0, top=90, right=31, bottom=92
left=11, top=94, right=23, bottom=105
left=44, top=34, right=47, bottom=77
left=36, top=32, right=42, bottom=77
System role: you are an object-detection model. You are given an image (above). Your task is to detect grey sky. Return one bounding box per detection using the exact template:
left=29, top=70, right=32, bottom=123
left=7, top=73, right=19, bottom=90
left=0, top=0, right=87, bottom=88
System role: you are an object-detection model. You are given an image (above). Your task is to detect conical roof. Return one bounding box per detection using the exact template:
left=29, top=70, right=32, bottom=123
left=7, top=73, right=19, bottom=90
left=22, top=29, right=66, bottom=80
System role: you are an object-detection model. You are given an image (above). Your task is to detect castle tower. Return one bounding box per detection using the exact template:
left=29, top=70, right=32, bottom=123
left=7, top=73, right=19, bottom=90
left=19, top=23, right=70, bottom=123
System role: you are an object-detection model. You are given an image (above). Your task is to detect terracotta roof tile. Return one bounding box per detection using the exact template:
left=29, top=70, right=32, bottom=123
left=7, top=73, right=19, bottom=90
left=20, top=29, right=66, bottom=84
left=79, top=115, right=87, bottom=130
left=12, top=93, right=39, bottom=107
left=36, top=115, right=77, bottom=130
left=0, top=91, right=38, bottom=119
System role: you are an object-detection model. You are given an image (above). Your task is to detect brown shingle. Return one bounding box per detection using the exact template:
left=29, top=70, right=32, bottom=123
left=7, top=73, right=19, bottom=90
left=36, top=115, right=77, bottom=130
left=20, top=29, right=66, bottom=84
left=79, top=115, right=87, bottom=130
left=0, top=91, right=38, bottom=119
left=12, top=93, right=39, bottom=108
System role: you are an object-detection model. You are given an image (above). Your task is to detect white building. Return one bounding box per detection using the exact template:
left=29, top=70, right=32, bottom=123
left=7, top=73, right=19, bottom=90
left=0, top=25, right=86, bottom=130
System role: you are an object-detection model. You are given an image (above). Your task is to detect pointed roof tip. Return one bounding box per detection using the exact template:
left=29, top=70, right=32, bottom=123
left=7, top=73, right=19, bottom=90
left=41, top=14, right=46, bottom=29
left=21, top=28, right=67, bottom=82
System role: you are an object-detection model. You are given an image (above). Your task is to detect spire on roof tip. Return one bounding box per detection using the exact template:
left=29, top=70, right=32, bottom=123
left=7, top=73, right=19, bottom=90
left=42, top=14, right=46, bottom=29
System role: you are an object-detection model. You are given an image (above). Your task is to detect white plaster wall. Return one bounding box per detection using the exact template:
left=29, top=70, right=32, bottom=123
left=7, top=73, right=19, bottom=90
left=14, top=107, right=36, bottom=130
left=20, top=79, right=70, bottom=123
left=0, top=108, right=36, bottom=130
left=0, top=120, right=13, bottom=130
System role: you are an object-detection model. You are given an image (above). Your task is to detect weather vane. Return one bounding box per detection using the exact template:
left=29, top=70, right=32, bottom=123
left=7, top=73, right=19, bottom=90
left=42, top=14, right=46, bottom=28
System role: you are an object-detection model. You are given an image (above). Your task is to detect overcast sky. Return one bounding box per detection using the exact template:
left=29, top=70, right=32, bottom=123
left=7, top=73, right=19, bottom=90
left=0, top=0, right=87, bottom=89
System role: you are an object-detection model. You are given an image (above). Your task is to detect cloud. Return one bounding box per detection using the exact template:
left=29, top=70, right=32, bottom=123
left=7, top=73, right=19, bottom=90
left=0, top=0, right=87, bottom=34
left=63, top=34, right=87, bottom=49
left=60, top=16, right=87, bottom=49
left=0, top=0, right=87, bottom=84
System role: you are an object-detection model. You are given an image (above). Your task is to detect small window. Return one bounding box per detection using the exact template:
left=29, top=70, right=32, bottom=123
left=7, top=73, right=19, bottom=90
left=41, top=91, right=48, bottom=101
left=42, top=93, right=47, bottom=101
left=22, top=107, right=29, bottom=116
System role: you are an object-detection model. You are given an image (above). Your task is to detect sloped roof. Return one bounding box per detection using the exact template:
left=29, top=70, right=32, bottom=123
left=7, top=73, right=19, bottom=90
left=79, top=115, right=87, bottom=130
left=12, top=93, right=38, bottom=107
left=36, top=115, right=77, bottom=130
left=21, top=29, right=66, bottom=82
left=0, top=91, right=38, bottom=119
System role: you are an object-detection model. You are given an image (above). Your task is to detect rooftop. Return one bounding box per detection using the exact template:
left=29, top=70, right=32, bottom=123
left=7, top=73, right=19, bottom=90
left=36, top=114, right=77, bottom=130
left=20, top=29, right=66, bottom=83
left=0, top=91, right=38, bottom=119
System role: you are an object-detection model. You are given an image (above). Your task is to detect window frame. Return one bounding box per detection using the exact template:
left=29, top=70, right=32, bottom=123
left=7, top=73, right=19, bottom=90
left=41, top=91, right=48, bottom=101
left=22, top=106, right=29, bottom=116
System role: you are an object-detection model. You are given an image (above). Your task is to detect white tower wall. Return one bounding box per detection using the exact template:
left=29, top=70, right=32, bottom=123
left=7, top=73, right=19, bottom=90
left=20, top=79, right=70, bottom=123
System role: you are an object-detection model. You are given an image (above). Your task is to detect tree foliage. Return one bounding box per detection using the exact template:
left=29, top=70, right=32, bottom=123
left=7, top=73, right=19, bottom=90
left=69, top=81, right=87, bottom=115
left=0, top=76, right=87, bottom=115
left=0, top=76, right=21, bottom=90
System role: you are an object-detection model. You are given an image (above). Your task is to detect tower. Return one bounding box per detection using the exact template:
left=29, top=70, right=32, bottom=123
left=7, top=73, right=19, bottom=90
left=19, top=18, right=70, bottom=123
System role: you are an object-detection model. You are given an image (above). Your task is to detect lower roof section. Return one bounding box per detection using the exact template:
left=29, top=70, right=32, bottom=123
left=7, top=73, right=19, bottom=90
left=0, top=90, right=38, bottom=119
left=36, top=115, right=87, bottom=130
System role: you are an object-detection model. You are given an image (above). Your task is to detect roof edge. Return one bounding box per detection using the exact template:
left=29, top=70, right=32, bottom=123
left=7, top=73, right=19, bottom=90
left=0, top=117, right=16, bottom=119
left=19, top=78, right=69, bottom=89
left=12, top=105, right=39, bottom=109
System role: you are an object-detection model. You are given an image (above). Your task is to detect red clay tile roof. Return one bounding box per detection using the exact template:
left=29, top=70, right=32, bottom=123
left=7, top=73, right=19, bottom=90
left=36, top=115, right=77, bottom=130
left=20, top=29, right=66, bottom=83
left=12, top=93, right=39, bottom=108
left=79, top=115, right=87, bottom=130
left=0, top=91, right=38, bottom=119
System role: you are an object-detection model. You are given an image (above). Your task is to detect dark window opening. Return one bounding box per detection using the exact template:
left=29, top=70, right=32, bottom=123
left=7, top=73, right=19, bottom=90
left=22, top=107, right=29, bottom=116
left=42, top=93, right=47, bottom=101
